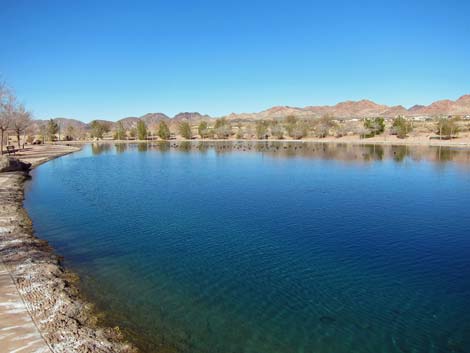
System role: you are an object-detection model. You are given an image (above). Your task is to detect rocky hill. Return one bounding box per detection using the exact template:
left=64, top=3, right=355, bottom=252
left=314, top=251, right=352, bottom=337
left=225, top=95, right=470, bottom=121
left=34, top=94, right=470, bottom=128
left=29, top=117, right=89, bottom=134
left=173, top=112, right=212, bottom=122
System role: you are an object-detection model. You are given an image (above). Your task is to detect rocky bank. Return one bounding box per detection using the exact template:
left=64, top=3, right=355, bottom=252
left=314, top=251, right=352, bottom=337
left=0, top=146, right=137, bottom=353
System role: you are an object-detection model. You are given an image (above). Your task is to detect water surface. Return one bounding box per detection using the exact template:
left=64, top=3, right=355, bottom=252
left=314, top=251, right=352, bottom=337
left=25, top=142, right=470, bottom=353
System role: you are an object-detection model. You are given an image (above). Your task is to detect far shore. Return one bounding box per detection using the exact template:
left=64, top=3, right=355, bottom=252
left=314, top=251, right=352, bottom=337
left=56, top=133, right=470, bottom=149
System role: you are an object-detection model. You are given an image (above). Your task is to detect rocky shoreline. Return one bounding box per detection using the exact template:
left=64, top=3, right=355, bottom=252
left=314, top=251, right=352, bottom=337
left=0, top=145, right=137, bottom=353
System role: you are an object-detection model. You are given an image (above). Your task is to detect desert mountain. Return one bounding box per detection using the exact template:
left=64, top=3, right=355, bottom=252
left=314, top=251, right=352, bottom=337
left=29, top=117, right=88, bottom=135
left=34, top=94, right=470, bottom=128
left=117, top=113, right=170, bottom=130
left=173, top=112, right=212, bottom=122
left=225, top=95, right=470, bottom=121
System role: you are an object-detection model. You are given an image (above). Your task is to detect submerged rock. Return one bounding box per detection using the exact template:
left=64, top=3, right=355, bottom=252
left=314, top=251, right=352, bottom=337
left=0, top=156, right=32, bottom=173
left=319, top=315, right=337, bottom=324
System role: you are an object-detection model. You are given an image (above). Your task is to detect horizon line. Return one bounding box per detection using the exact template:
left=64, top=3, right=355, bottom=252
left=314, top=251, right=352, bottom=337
left=32, top=93, right=470, bottom=123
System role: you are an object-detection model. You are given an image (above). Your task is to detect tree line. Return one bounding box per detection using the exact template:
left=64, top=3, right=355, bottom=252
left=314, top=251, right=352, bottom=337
left=50, top=114, right=466, bottom=142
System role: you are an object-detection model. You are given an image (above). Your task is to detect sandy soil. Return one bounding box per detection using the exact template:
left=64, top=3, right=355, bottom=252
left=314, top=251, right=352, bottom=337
left=0, top=145, right=137, bottom=353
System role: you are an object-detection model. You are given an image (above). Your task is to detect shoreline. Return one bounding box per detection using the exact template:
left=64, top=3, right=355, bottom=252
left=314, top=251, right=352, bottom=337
left=0, top=145, right=137, bottom=352
left=62, top=135, right=470, bottom=149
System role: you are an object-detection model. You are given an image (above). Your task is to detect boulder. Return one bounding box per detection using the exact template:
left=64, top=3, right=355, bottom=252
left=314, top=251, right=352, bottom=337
left=0, top=156, right=32, bottom=173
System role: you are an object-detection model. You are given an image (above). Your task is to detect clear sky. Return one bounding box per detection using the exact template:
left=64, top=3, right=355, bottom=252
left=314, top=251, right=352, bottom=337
left=1, top=0, right=469, bottom=122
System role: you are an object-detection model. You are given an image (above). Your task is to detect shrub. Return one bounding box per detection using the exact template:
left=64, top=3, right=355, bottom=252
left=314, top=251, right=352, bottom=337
left=363, top=117, right=385, bottom=137
left=435, top=118, right=459, bottom=139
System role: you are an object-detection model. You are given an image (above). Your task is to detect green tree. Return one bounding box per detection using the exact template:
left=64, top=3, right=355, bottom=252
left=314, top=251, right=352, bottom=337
left=214, top=118, right=227, bottom=129
left=114, top=121, right=126, bottom=140
left=179, top=121, right=192, bottom=139
left=198, top=121, right=209, bottom=138
left=90, top=120, right=108, bottom=139
left=391, top=116, right=413, bottom=138
left=363, top=117, right=385, bottom=137
left=158, top=121, right=171, bottom=140
left=137, top=120, right=147, bottom=140
left=47, top=119, right=59, bottom=141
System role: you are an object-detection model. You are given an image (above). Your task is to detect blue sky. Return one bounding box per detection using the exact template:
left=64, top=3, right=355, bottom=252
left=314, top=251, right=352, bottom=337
left=1, top=0, right=469, bottom=122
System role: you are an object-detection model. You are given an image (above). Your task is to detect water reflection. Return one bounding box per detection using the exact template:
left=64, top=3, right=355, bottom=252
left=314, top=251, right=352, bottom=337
left=137, top=143, right=148, bottom=152
left=88, top=141, right=470, bottom=166
left=178, top=141, right=191, bottom=152
left=91, top=143, right=112, bottom=155
left=115, top=143, right=128, bottom=154
left=156, top=141, right=170, bottom=153
left=197, top=142, right=209, bottom=153
left=436, top=146, right=460, bottom=162
left=391, top=146, right=408, bottom=162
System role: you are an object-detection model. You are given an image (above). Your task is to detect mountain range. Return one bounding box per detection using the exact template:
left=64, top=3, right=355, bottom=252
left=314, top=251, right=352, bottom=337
left=32, top=94, right=470, bottom=131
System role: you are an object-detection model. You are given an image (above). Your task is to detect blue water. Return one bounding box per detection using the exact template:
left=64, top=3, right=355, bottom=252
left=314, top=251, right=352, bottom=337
left=24, top=142, right=470, bottom=353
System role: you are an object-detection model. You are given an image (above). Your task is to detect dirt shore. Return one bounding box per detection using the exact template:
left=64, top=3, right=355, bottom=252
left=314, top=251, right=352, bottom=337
left=0, top=145, right=137, bottom=353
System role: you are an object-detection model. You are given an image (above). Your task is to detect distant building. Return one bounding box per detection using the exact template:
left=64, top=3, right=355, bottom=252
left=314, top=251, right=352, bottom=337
left=411, top=116, right=427, bottom=121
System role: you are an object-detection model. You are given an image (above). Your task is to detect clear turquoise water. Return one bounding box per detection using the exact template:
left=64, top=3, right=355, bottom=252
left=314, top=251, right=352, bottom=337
left=25, top=142, right=470, bottom=353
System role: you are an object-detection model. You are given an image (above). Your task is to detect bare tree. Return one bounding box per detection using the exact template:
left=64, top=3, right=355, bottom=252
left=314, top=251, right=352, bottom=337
left=313, top=115, right=337, bottom=138
left=335, top=120, right=356, bottom=137
left=12, top=104, right=32, bottom=148
left=0, top=83, right=15, bottom=154
left=270, top=123, right=284, bottom=139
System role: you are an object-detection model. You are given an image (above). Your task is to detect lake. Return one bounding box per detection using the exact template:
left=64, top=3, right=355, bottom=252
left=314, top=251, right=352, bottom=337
left=24, top=142, right=470, bottom=353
